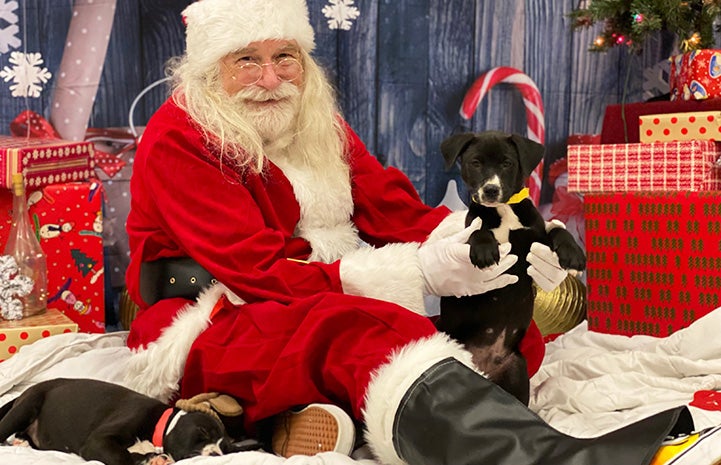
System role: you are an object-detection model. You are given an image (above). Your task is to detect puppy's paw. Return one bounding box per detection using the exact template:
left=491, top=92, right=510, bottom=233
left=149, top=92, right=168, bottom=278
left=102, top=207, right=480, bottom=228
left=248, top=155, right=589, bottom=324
left=11, top=437, right=30, bottom=447
left=553, top=238, right=586, bottom=271
left=468, top=230, right=500, bottom=269
left=145, top=454, right=174, bottom=465
left=548, top=228, right=586, bottom=271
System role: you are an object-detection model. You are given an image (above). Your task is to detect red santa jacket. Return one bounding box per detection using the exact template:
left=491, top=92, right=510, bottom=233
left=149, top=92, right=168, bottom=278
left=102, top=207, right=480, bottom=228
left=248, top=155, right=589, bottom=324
left=124, top=97, right=544, bottom=376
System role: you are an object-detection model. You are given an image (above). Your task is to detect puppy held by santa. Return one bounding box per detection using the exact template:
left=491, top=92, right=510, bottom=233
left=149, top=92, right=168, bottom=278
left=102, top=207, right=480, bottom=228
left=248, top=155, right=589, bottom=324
left=122, top=0, right=692, bottom=464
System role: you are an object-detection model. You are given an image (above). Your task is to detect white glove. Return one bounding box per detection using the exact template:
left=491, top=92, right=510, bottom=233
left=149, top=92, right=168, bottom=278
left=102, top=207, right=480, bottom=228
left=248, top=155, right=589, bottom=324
left=526, top=242, right=568, bottom=292
left=418, top=218, right=519, bottom=297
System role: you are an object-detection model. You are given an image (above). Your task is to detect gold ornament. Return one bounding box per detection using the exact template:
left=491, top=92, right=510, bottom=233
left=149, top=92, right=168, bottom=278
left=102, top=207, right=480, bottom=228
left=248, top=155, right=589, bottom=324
left=533, top=274, right=587, bottom=336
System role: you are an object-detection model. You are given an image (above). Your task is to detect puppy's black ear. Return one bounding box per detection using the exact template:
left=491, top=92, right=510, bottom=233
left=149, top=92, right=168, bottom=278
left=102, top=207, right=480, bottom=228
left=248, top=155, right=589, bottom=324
left=509, top=134, right=545, bottom=178
left=440, top=133, right=476, bottom=170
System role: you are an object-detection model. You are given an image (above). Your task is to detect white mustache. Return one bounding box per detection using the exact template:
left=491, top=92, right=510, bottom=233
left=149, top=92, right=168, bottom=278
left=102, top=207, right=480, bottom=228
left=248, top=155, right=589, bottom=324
left=234, top=82, right=300, bottom=103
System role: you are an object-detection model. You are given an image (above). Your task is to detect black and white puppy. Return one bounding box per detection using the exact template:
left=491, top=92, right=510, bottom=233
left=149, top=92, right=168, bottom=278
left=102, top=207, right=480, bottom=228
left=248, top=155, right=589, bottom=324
left=0, top=378, right=234, bottom=465
left=436, top=130, right=586, bottom=405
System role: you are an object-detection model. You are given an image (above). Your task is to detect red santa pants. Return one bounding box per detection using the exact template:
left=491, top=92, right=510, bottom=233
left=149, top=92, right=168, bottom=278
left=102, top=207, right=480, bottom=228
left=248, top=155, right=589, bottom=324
left=128, top=292, right=544, bottom=430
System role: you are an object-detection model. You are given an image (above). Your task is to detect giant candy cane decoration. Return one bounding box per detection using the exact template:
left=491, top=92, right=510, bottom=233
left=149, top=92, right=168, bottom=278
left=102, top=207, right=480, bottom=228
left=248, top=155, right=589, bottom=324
left=459, top=66, right=545, bottom=204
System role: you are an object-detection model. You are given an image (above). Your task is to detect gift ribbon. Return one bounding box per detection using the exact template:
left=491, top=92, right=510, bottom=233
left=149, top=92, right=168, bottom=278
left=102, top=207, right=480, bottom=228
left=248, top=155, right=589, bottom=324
left=9, top=110, right=61, bottom=139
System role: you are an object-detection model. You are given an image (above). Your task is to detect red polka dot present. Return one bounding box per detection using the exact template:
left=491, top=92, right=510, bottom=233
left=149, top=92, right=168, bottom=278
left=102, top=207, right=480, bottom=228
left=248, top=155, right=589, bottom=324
left=0, top=309, right=77, bottom=361
left=639, top=111, right=721, bottom=143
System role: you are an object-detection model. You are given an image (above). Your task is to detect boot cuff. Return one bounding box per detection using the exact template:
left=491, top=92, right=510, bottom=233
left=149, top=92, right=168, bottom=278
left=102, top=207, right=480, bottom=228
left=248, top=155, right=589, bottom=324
left=362, top=333, right=477, bottom=465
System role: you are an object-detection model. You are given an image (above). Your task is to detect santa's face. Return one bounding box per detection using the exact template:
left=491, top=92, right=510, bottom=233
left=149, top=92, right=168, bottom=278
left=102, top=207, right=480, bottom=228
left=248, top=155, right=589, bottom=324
left=219, top=39, right=303, bottom=141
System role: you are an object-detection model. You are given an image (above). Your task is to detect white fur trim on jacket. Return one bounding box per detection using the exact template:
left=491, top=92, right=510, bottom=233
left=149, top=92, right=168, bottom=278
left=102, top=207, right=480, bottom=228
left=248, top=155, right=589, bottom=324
left=339, top=242, right=426, bottom=315
left=124, top=283, right=243, bottom=402
left=182, top=0, right=315, bottom=75
left=424, top=210, right=467, bottom=244
left=362, top=333, right=479, bottom=465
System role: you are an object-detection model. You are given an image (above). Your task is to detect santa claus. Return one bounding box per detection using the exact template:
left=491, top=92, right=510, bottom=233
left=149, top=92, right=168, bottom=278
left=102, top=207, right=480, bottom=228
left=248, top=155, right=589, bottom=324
left=122, top=0, right=690, bottom=463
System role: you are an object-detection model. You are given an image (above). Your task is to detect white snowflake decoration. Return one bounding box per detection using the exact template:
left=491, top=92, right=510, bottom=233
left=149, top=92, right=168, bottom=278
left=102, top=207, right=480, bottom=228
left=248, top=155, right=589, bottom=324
left=643, top=60, right=670, bottom=100
left=322, top=0, right=360, bottom=31
left=0, top=0, right=20, bottom=54
left=0, top=255, right=33, bottom=321
left=0, top=51, right=52, bottom=98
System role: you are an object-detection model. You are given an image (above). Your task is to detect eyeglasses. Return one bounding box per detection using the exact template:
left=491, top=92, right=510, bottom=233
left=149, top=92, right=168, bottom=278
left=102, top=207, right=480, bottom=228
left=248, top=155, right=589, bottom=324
left=234, top=57, right=303, bottom=86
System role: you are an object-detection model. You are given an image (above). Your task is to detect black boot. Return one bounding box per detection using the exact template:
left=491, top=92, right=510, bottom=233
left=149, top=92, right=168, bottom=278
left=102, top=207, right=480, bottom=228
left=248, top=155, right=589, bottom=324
left=392, top=357, right=691, bottom=465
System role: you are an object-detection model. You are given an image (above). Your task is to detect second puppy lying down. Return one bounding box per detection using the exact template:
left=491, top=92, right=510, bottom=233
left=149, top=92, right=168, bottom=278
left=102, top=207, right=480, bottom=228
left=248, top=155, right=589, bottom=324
left=0, top=378, right=237, bottom=465
left=437, top=130, right=586, bottom=405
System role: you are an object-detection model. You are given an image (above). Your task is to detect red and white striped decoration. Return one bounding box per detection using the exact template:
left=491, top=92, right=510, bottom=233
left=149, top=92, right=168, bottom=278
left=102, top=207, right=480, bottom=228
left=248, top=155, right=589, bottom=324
left=460, top=66, right=545, bottom=204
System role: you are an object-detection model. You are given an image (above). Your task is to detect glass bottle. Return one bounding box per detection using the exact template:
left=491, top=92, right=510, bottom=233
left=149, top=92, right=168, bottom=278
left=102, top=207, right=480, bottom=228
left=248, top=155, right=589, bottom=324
left=4, top=173, right=47, bottom=317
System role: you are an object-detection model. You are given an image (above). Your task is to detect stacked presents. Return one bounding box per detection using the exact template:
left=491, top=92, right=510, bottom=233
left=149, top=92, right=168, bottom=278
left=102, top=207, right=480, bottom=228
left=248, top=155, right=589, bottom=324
left=0, top=132, right=105, bottom=360
left=568, top=96, right=721, bottom=337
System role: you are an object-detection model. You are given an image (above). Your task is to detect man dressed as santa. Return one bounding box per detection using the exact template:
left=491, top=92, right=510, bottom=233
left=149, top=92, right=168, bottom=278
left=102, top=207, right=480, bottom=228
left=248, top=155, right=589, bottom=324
left=123, top=0, right=691, bottom=463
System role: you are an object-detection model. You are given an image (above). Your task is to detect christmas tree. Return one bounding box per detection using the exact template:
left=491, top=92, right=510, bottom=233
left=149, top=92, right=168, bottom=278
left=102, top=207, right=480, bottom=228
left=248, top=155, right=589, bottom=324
left=571, top=0, right=721, bottom=52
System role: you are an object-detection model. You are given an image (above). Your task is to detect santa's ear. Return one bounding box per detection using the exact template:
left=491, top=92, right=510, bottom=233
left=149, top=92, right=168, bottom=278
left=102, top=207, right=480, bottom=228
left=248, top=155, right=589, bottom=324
left=440, top=133, right=477, bottom=170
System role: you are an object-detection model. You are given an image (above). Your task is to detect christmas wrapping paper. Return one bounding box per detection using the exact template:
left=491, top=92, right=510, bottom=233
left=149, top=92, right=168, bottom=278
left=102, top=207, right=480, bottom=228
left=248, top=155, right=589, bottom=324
left=0, top=135, right=95, bottom=190
left=0, top=181, right=105, bottom=332
left=584, top=191, right=721, bottom=337
left=0, top=309, right=77, bottom=362
left=639, top=111, right=721, bottom=143
left=669, top=50, right=721, bottom=101
left=567, top=140, right=721, bottom=192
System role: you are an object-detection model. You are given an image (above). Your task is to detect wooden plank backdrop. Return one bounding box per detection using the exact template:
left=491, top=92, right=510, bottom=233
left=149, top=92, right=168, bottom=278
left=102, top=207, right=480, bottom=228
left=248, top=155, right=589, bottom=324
left=0, top=0, right=673, bottom=205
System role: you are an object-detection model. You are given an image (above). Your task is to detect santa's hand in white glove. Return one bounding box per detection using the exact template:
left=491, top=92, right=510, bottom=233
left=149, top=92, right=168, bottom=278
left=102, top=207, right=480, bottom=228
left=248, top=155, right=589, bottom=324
left=418, top=218, right=519, bottom=297
left=526, top=242, right=572, bottom=292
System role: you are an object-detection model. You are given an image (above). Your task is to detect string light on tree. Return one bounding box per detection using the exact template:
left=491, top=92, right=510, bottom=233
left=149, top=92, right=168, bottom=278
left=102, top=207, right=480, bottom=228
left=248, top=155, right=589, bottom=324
left=570, top=0, right=721, bottom=53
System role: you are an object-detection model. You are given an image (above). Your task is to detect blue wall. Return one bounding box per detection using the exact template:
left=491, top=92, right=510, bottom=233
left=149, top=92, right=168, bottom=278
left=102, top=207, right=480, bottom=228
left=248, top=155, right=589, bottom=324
left=0, top=0, right=674, bottom=205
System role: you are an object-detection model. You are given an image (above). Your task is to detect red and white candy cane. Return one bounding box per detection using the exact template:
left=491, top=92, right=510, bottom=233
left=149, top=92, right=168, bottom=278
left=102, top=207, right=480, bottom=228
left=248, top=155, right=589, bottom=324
left=459, top=66, right=545, bottom=204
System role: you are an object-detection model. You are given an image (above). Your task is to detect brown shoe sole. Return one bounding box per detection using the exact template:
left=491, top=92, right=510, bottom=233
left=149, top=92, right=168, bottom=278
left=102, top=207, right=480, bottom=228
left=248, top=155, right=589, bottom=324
left=271, top=405, right=344, bottom=457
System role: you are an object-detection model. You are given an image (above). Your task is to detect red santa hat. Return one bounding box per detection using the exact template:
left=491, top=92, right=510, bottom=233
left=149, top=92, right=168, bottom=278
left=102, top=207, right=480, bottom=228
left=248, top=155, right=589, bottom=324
left=182, top=0, right=315, bottom=72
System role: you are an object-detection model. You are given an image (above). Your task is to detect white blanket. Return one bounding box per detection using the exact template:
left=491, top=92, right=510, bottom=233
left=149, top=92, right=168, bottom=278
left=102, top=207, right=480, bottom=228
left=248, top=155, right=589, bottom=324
left=1, top=309, right=721, bottom=464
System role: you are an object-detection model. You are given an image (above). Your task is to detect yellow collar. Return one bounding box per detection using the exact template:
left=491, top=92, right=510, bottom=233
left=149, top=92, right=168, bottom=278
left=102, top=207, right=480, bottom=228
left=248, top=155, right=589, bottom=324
left=506, top=188, right=529, bottom=204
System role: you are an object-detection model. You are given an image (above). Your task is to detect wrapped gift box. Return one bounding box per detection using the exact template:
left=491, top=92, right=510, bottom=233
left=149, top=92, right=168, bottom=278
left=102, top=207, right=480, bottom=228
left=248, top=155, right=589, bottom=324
left=669, top=50, right=721, bottom=102
left=584, top=191, right=721, bottom=337
left=639, top=111, right=721, bottom=143
left=601, top=99, right=721, bottom=144
left=0, top=181, right=105, bottom=332
left=0, top=136, right=95, bottom=190
left=567, top=140, right=721, bottom=193
left=0, top=309, right=78, bottom=361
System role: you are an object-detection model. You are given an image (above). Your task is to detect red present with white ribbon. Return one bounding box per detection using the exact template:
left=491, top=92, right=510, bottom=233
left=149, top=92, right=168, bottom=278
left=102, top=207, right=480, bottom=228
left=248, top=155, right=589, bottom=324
left=567, top=140, right=721, bottom=192
left=460, top=66, right=545, bottom=204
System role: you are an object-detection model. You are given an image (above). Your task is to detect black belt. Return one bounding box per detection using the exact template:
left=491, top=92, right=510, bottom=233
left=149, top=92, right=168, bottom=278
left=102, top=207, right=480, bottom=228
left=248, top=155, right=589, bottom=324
left=139, top=257, right=216, bottom=306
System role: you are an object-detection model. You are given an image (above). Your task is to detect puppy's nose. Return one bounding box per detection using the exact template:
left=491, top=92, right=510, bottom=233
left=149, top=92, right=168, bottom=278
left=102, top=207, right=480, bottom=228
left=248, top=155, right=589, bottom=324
left=482, top=185, right=501, bottom=201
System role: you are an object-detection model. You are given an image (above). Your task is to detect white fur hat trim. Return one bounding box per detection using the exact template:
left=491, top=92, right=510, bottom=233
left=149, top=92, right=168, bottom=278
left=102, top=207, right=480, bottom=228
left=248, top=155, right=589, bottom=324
left=182, top=0, right=315, bottom=72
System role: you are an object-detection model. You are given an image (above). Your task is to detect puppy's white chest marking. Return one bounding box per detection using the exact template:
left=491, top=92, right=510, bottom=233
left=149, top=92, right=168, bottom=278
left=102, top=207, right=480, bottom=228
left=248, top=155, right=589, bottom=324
left=490, top=204, right=524, bottom=243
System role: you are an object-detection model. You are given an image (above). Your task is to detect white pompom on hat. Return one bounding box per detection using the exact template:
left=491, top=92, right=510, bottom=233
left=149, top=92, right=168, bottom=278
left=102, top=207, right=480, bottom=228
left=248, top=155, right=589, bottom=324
left=182, top=0, right=315, bottom=72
